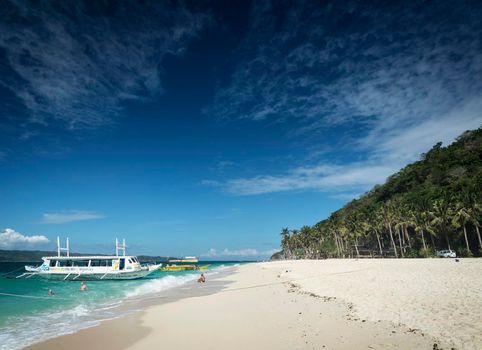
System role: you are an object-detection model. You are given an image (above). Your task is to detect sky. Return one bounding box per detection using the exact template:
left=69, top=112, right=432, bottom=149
left=0, top=0, right=481, bottom=259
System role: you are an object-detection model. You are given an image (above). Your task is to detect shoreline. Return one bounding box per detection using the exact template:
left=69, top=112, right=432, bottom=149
left=25, top=267, right=238, bottom=350
left=24, top=259, right=482, bottom=350
left=17, top=265, right=237, bottom=350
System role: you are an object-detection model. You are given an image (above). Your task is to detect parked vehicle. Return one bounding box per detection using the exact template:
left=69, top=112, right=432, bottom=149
left=436, top=250, right=456, bottom=258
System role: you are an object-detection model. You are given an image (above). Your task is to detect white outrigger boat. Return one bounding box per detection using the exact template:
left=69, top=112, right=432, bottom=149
left=18, top=238, right=161, bottom=281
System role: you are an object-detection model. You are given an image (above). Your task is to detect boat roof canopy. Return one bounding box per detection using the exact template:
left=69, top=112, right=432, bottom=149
left=43, top=255, right=138, bottom=260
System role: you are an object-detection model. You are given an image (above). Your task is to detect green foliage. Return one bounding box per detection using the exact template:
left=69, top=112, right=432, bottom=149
left=404, top=248, right=419, bottom=258
left=419, top=248, right=435, bottom=258
left=278, top=128, right=482, bottom=259
left=270, top=251, right=284, bottom=260
left=456, top=248, right=473, bottom=258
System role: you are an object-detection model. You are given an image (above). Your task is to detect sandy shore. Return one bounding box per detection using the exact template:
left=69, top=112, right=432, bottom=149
left=27, top=259, right=482, bottom=350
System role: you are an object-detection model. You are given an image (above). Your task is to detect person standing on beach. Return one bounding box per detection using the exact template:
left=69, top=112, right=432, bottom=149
left=80, top=282, right=88, bottom=291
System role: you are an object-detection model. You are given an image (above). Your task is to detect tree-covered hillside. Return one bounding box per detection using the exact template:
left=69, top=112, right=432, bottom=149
left=276, top=128, right=482, bottom=259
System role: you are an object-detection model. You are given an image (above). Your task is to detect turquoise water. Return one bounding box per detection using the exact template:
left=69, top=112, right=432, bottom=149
left=0, top=261, right=241, bottom=349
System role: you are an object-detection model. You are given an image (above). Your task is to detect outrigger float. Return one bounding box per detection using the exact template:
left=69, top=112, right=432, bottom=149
left=17, top=238, right=161, bottom=281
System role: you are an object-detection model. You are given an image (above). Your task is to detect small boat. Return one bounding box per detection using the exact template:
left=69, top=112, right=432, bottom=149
left=168, top=256, right=199, bottom=263
left=18, top=237, right=161, bottom=281
left=160, top=264, right=209, bottom=272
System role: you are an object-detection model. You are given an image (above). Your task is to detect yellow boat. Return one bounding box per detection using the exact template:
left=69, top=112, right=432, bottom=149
left=159, top=264, right=209, bottom=272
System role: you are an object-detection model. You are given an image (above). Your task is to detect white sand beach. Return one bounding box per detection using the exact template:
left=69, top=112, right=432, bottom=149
left=27, top=259, right=482, bottom=350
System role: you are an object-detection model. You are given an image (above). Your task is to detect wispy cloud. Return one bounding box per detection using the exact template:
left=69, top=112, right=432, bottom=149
left=206, top=163, right=396, bottom=196
left=208, top=1, right=482, bottom=129
left=0, top=1, right=209, bottom=130
left=203, top=247, right=278, bottom=258
left=208, top=107, right=481, bottom=195
left=0, top=228, right=49, bottom=249
left=41, top=210, right=104, bottom=224
left=205, top=1, right=482, bottom=196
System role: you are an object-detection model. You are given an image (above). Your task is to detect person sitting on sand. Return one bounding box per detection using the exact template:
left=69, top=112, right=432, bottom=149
left=80, top=282, right=88, bottom=291
left=197, top=273, right=205, bottom=283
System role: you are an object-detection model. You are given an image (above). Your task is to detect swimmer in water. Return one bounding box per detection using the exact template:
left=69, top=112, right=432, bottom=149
left=80, top=282, right=88, bottom=291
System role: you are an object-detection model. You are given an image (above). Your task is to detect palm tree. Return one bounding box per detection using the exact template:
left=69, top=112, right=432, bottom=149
left=391, top=199, right=406, bottom=257
left=394, top=220, right=405, bottom=258
left=431, top=197, right=454, bottom=250
left=280, top=228, right=291, bottom=259
left=467, top=193, right=482, bottom=252
left=411, top=209, right=434, bottom=252
left=379, top=202, right=398, bottom=258
left=338, top=223, right=350, bottom=258
left=401, top=204, right=412, bottom=249
left=289, top=229, right=300, bottom=258
left=345, top=214, right=361, bottom=258
left=327, top=217, right=342, bottom=257
left=369, top=212, right=384, bottom=256
left=451, top=201, right=472, bottom=253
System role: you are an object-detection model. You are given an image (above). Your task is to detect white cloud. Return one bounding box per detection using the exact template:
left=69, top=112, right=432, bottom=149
left=208, top=1, right=482, bottom=130
left=211, top=105, right=481, bottom=195
left=364, top=98, right=482, bottom=164
left=206, top=102, right=481, bottom=196
left=0, top=1, right=209, bottom=130
left=41, top=210, right=104, bottom=224
left=204, top=1, right=482, bottom=196
left=203, top=248, right=278, bottom=258
left=211, top=163, right=396, bottom=196
left=0, top=228, right=49, bottom=249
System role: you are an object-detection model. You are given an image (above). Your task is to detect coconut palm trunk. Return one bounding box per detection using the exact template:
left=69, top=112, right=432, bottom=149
left=430, top=233, right=436, bottom=250
left=374, top=229, right=383, bottom=256
left=404, top=225, right=412, bottom=248
left=445, top=232, right=451, bottom=250
left=398, top=228, right=405, bottom=257
left=476, top=225, right=482, bottom=252
left=463, top=224, right=470, bottom=252
left=335, top=233, right=342, bottom=257
left=421, top=229, right=427, bottom=251
left=388, top=223, right=398, bottom=258
left=355, top=237, right=360, bottom=258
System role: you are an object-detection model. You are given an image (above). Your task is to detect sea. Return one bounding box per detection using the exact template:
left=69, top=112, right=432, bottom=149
left=0, top=261, right=242, bottom=349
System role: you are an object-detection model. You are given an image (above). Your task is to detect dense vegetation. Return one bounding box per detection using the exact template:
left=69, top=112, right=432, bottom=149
left=275, top=128, right=482, bottom=259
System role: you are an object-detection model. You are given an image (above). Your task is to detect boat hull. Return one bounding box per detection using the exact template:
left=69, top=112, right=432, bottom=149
left=160, top=264, right=209, bottom=272
left=34, top=270, right=153, bottom=280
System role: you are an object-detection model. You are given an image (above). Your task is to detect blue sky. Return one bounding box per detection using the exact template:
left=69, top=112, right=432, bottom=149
left=1, top=0, right=481, bottom=259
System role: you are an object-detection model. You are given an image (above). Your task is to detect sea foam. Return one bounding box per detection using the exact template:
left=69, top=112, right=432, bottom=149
left=0, top=264, right=237, bottom=350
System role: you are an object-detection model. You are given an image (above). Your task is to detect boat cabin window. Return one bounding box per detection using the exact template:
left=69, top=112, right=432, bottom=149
left=119, top=258, right=125, bottom=270
left=128, top=258, right=133, bottom=263
left=72, top=260, right=89, bottom=267
left=90, top=260, right=102, bottom=267
left=58, top=260, right=72, bottom=267
left=90, top=259, right=112, bottom=267
left=49, top=260, right=57, bottom=267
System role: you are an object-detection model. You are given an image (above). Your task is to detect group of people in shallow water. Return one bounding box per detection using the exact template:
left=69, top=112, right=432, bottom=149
left=48, top=274, right=206, bottom=296
left=47, top=282, right=88, bottom=296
